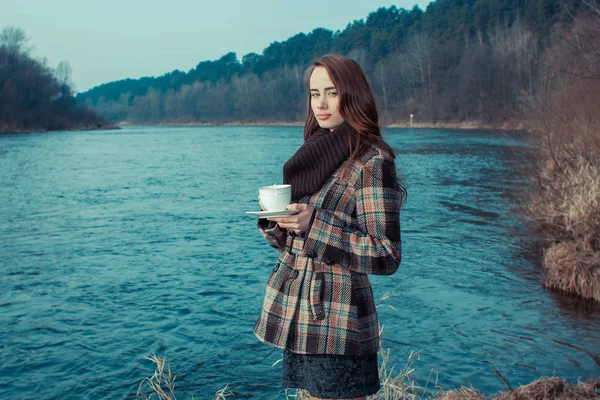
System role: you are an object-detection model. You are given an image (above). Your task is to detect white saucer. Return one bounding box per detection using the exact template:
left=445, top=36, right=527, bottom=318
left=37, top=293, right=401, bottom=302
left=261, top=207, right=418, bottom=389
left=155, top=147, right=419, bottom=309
left=246, top=210, right=299, bottom=218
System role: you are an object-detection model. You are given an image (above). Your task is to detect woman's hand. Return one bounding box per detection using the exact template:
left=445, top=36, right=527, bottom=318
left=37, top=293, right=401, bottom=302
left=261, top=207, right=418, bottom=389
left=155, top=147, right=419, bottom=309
left=268, top=203, right=314, bottom=235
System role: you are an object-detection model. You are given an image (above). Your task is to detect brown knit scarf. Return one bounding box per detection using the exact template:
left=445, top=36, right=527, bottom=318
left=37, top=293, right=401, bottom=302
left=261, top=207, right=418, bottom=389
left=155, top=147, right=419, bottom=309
left=283, top=121, right=354, bottom=202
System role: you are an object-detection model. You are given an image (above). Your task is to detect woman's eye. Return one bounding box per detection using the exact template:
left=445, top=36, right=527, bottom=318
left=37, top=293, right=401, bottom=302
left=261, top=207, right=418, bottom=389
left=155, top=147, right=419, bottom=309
left=311, top=93, right=320, bottom=98
left=328, top=92, right=338, bottom=97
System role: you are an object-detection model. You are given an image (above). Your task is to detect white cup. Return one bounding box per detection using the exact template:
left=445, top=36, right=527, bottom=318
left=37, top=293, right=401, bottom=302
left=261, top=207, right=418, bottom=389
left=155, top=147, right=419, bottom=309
left=259, top=184, right=292, bottom=212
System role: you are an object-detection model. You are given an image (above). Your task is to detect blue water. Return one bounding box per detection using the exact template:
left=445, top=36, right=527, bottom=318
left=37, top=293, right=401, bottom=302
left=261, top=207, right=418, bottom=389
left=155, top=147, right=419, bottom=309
left=1, top=126, right=599, bottom=399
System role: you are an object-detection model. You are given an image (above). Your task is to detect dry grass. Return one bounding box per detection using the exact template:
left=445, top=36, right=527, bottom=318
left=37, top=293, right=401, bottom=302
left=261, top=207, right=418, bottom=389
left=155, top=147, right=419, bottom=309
left=282, top=346, right=429, bottom=400
left=371, top=348, right=429, bottom=400
left=435, top=377, right=600, bottom=399
left=517, top=12, right=600, bottom=302
left=435, top=387, right=487, bottom=400
left=213, top=384, right=235, bottom=400
left=543, top=241, right=600, bottom=301
left=523, top=146, right=600, bottom=301
left=370, top=293, right=433, bottom=400
left=136, top=350, right=600, bottom=399
left=136, top=353, right=234, bottom=400
left=137, top=353, right=177, bottom=400
left=284, top=387, right=311, bottom=399
left=493, top=377, right=600, bottom=400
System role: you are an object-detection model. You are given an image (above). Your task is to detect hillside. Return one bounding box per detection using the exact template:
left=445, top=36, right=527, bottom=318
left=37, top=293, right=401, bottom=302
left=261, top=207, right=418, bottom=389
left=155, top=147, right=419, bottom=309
left=77, top=0, right=584, bottom=125
left=0, top=27, right=114, bottom=134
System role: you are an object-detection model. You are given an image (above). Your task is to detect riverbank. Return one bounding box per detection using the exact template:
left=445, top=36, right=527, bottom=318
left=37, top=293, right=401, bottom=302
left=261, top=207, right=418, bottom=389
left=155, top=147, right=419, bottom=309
left=386, top=119, right=528, bottom=131
left=0, top=122, right=120, bottom=134
left=517, top=13, right=600, bottom=303
left=3, top=118, right=527, bottom=133
left=435, top=377, right=600, bottom=399
left=137, top=350, right=600, bottom=399
left=118, top=119, right=528, bottom=131
left=117, top=120, right=304, bottom=127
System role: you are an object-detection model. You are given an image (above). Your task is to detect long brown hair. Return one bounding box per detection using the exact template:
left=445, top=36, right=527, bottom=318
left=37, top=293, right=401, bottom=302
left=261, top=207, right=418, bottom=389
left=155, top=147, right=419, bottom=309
left=303, top=54, right=407, bottom=206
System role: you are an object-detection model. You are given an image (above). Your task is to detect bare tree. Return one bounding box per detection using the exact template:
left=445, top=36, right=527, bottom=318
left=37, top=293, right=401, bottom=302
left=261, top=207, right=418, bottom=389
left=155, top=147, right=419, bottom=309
left=405, top=33, right=434, bottom=120
left=347, top=48, right=367, bottom=69
left=375, top=60, right=389, bottom=114
left=55, top=61, right=73, bottom=97
left=0, top=26, right=31, bottom=55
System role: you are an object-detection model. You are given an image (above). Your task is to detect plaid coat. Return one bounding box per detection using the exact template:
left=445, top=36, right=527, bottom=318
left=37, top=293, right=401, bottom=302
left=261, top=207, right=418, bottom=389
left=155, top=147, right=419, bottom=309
left=253, top=147, right=402, bottom=356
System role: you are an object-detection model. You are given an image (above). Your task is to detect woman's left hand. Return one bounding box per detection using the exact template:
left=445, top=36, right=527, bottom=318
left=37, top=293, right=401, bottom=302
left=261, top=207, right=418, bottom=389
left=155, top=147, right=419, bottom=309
left=268, top=203, right=314, bottom=235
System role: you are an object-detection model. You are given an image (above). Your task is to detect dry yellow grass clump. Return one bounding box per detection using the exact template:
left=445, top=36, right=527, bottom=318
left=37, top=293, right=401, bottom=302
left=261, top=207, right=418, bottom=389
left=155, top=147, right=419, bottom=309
left=435, top=377, right=600, bottom=400
left=518, top=9, right=600, bottom=302
left=524, top=153, right=600, bottom=301
left=136, top=353, right=235, bottom=400
left=137, top=354, right=177, bottom=400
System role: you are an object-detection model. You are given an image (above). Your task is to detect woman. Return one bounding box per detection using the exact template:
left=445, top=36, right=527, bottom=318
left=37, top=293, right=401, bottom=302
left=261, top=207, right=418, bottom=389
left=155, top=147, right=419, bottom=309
left=254, top=54, right=406, bottom=400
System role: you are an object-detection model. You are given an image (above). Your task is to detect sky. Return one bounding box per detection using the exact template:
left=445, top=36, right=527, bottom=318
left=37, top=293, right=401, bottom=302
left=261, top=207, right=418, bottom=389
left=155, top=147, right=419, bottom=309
left=1, top=0, right=432, bottom=93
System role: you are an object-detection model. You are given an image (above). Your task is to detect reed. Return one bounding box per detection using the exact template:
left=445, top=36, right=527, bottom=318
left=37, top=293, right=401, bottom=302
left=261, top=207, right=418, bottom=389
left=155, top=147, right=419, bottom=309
left=136, top=353, right=234, bottom=400
left=136, top=353, right=177, bottom=400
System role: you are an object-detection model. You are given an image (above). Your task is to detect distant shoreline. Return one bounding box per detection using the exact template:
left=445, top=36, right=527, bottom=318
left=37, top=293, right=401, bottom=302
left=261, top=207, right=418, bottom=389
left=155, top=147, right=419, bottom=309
left=118, top=119, right=528, bottom=131
left=118, top=121, right=304, bottom=127
left=0, top=123, right=120, bottom=135
left=1, top=120, right=527, bottom=134
left=386, top=119, right=528, bottom=131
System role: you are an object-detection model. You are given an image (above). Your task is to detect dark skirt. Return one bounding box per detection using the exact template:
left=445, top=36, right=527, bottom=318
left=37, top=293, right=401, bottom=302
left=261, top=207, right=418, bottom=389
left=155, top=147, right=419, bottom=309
left=282, top=349, right=380, bottom=399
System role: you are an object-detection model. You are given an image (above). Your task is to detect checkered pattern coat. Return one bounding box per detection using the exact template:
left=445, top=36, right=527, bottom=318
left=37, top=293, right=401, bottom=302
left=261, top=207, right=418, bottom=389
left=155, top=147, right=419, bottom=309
left=253, top=147, right=402, bottom=356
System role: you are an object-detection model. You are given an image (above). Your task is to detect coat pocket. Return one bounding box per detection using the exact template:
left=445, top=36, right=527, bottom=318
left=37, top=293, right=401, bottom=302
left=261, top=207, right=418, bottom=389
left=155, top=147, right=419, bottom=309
left=350, top=273, right=379, bottom=348
left=266, top=260, right=297, bottom=296
left=351, top=273, right=374, bottom=317
left=265, top=260, right=280, bottom=286
left=317, top=180, right=354, bottom=217
left=309, top=271, right=325, bottom=321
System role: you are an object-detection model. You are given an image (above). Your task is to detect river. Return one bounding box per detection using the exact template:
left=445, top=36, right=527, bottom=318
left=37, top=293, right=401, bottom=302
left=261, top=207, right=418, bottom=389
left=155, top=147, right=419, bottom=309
left=1, top=125, right=599, bottom=399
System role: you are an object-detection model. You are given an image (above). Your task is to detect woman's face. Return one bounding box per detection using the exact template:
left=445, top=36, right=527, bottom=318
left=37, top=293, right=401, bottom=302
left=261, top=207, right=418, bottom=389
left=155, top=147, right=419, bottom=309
left=310, top=66, right=345, bottom=131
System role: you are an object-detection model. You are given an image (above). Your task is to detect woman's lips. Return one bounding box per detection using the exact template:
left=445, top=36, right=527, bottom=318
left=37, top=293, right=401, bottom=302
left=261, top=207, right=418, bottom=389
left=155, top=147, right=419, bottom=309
left=317, top=114, right=331, bottom=121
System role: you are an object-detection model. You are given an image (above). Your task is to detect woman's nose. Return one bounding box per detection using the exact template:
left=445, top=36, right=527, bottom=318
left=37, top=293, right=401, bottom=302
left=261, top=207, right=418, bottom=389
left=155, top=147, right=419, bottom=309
left=318, top=96, right=328, bottom=109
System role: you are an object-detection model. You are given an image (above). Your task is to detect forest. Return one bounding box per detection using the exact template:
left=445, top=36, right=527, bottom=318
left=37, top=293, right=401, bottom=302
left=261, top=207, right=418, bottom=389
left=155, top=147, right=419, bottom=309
left=0, top=27, right=112, bottom=134
left=77, top=0, right=586, bottom=125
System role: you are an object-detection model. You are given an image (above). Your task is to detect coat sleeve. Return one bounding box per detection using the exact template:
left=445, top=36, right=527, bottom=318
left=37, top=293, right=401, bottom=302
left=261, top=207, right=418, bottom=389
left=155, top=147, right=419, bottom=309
left=301, top=153, right=401, bottom=275
left=257, top=218, right=288, bottom=253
